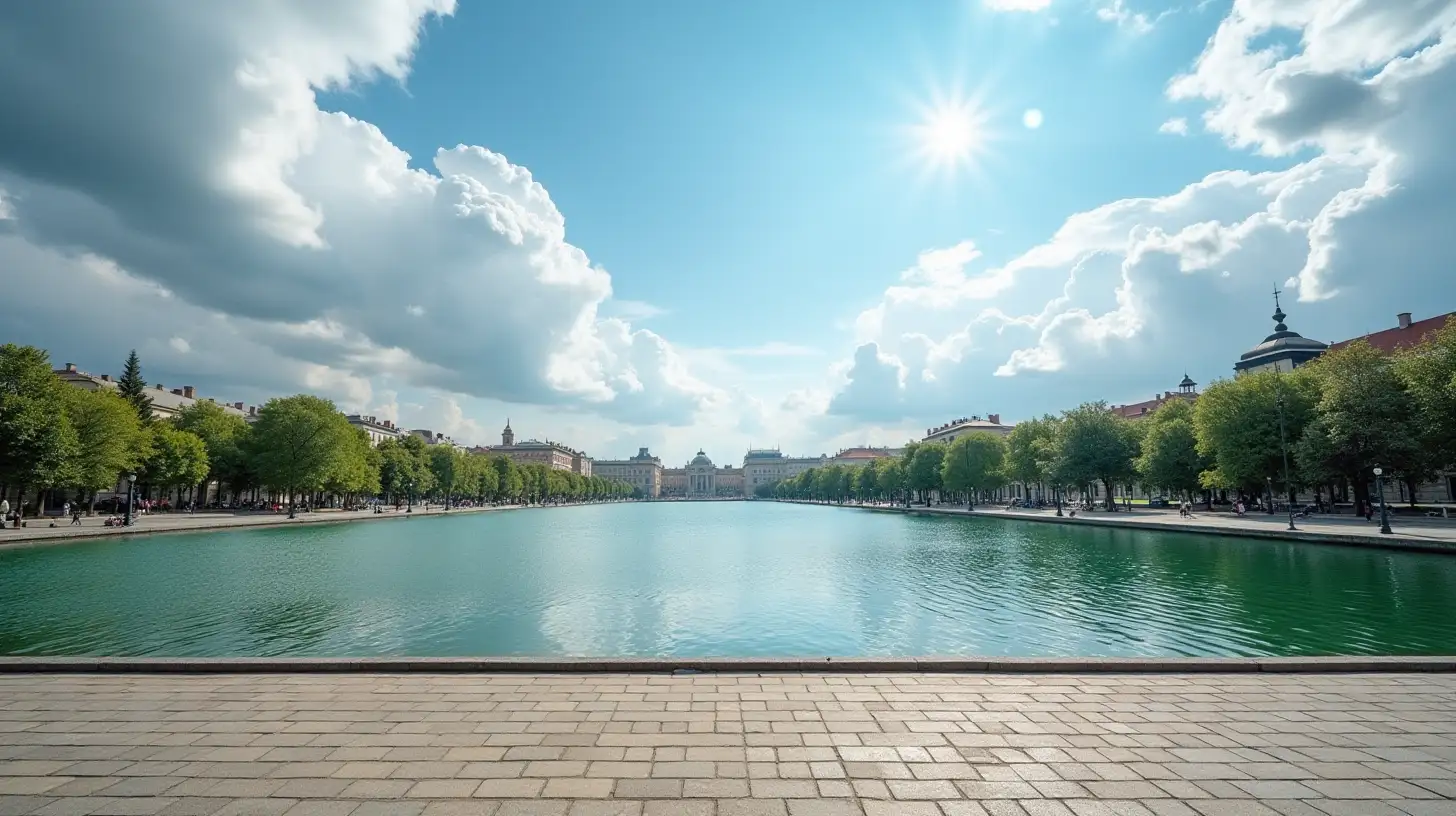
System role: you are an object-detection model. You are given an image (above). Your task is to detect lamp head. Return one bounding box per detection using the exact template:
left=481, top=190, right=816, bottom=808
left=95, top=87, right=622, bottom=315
left=126, top=473, right=137, bottom=484
left=1373, top=467, right=1383, bottom=476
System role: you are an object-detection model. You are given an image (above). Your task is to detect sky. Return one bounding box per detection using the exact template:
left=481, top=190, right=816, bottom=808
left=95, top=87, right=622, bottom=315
left=1, top=0, right=1454, bottom=466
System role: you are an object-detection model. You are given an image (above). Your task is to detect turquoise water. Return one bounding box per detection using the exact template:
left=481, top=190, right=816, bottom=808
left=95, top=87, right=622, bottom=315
left=1, top=501, right=1454, bottom=657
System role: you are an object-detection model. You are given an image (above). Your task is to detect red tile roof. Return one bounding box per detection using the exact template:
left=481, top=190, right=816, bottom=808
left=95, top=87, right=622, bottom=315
left=1329, top=313, right=1454, bottom=355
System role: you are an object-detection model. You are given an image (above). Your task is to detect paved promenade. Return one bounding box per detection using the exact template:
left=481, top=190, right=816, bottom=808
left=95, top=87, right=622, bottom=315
left=815, top=502, right=1456, bottom=553
left=1, top=673, right=1453, bottom=815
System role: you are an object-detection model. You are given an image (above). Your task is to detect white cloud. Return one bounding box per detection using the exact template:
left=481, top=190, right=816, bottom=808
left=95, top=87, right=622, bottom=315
left=1159, top=117, right=1190, bottom=135
left=600, top=299, right=668, bottom=321
left=168, top=337, right=191, bottom=354
left=824, top=0, right=1456, bottom=426
left=1096, top=1, right=1159, bottom=35
left=1022, top=109, right=1045, bottom=129
left=982, top=0, right=1052, bottom=11
left=0, top=0, right=722, bottom=433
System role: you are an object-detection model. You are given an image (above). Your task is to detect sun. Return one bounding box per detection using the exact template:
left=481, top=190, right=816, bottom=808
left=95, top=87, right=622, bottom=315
left=909, top=100, right=988, bottom=173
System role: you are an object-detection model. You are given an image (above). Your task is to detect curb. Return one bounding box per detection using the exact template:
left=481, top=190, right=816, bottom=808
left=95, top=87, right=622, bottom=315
left=1, top=656, right=1452, bottom=674
left=790, top=501, right=1456, bottom=554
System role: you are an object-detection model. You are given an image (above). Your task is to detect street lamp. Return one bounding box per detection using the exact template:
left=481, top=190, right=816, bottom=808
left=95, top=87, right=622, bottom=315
left=406, top=479, right=413, bottom=513
left=1055, top=485, right=1063, bottom=517
left=123, top=473, right=137, bottom=526
left=1276, top=392, right=1297, bottom=531
left=1265, top=476, right=1275, bottom=515
left=1372, top=467, right=1393, bottom=535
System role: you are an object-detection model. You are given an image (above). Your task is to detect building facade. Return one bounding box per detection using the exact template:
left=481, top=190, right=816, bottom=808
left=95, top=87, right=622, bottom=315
left=592, top=447, right=663, bottom=497
left=922, top=414, right=1014, bottom=444
left=742, top=449, right=828, bottom=496
left=485, top=421, right=593, bottom=475
left=54, top=363, right=253, bottom=422
left=828, top=447, right=902, bottom=468
left=346, top=415, right=404, bottom=445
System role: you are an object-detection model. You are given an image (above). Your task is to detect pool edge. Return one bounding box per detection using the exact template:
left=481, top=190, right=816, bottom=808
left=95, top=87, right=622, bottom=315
left=2, top=656, right=1453, bottom=673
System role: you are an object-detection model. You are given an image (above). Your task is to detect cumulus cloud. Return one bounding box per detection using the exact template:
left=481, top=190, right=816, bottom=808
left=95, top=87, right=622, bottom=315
left=0, top=0, right=721, bottom=430
left=1159, top=117, right=1190, bottom=135
left=1096, top=1, right=1161, bottom=35
left=825, top=0, right=1456, bottom=426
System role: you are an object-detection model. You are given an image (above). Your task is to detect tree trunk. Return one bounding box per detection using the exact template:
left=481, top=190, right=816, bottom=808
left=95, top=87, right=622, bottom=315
left=1102, top=479, right=1116, bottom=511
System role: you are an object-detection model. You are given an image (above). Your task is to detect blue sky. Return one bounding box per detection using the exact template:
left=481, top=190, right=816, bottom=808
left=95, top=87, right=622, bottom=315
left=1, top=0, right=1453, bottom=464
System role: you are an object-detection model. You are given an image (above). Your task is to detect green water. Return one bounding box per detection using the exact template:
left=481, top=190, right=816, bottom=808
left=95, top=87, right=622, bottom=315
left=1, top=501, right=1453, bottom=657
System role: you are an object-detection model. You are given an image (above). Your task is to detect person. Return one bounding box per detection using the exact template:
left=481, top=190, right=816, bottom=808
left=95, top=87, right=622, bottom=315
left=70, top=508, right=82, bottom=526
left=1364, top=501, right=1374, bottom=522
left=62, top=500, right=71, bottom=519
left=0, top=498, right=9, bottom=528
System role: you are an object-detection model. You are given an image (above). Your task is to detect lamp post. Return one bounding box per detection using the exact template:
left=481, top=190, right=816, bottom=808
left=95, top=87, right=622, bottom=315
left=1373, top=467, right=1392, bottom=535
left=1055, top=485, right=1063, bottom=517
left=1276, top=392, right=1297, bottom=531
left=1265, top=476, right=1275, bottom=515
left=406, top=479, right=413, bottom=514
left=123, top=473, right=137, bottom=526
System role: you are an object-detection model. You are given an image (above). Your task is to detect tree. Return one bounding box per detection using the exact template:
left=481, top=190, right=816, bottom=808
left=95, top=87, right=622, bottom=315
left=325, top=427, right=380, bottom=507
left=174, top=400, right=251, bottom=504
left=851, top=463, right=878, bottom=501
left=142, top=424, right=210, bottom=499
left=248, top=395, right=352, bottom=517
left=117, top=349, right=154, bottom=423
left=1194, top=370, right=1317, bottom=501
left=1004, top=417, right=1055, bottom=501
left=1054, top=402, right=1138, bottom=511
left=1134, top=399, right=1206, bottom=500
left=877, top=457, right=909, bottom=506
left=429, top=445, right=462, bottom=508
left=907, top=442, right=945, bottom=505
left=62, top=386, right=150, bottom=512
left=1394, top=316, right=1456, bottom=496
left=0, top=344, right=79, bottom=520
left=941, top=432, right=1006, bottom=509
left=1298, top=341, right=1424, bottom=509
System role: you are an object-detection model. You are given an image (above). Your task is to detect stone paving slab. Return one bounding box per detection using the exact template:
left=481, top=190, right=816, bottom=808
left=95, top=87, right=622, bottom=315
left=1, top=673, right=1453, bottom=815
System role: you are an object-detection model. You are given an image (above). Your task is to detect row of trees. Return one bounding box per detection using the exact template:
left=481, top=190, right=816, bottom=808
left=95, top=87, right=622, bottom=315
left=0, top=345, right=633, bottom=521
left=768, top=318, right=1456, bottom=512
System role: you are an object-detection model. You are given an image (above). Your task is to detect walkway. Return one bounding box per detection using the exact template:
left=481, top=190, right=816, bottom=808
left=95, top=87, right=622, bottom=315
left=816, top=502, right=1456, bottom=553
left=1, top=672, right=1453, bottom=815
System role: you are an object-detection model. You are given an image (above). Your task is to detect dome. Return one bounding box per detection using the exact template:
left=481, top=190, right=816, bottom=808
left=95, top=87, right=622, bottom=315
left=1235, top=300, right=1328, bottom=370
left=1178, top=373, right=1197, bottom=389
left=689, top=450, right=713, bottom=467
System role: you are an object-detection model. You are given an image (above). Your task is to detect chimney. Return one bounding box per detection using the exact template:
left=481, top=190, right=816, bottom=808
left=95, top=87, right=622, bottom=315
left=183, top=385, right=195, bottom=399
left=233, top=402, right=244, bottom=410
left=249, top=406, right=257, bottom=416
left=171, top=388, right=183, bottom=396
left=100, top=374, right=111, bottom=382
left=988, top=414, right=1000, bottom=425
left=1398, top=312, right=1412, bottom=330
left=155, top=383, right=164, bottom=390
left=64, top=363, right=76, bottom=372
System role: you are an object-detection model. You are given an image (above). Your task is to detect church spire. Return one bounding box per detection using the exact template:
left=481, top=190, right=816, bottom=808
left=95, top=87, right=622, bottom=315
left=1272, top=286, right=1288, bottom=332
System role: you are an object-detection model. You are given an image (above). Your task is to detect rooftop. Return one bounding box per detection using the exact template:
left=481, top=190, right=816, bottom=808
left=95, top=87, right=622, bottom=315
left=1329, top=311, right=1454, bottom=354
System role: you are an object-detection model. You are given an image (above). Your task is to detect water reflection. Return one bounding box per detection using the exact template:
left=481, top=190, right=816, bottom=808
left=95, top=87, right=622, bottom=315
left=0, top=502, right=1454, bottom=657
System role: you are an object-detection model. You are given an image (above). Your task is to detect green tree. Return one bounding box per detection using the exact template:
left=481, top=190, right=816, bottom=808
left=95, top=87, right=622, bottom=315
left=941, top=432, right=1006, bottom=509
left=877, top=457, right=909, bottom=506
left=428, top=445, right=462, bottom=508
left=117, top=349, right=154, bottom=423
left=248, top=395, right=352, bottom=517
left=0, top=344, right=79, bottom=520
left=1298, top=341, right=1423, bottom=509
left=493, top=455, right=523, bottom=502
left=907, top=442, right=945, bottom=505
left=62, top=386, right=150, bottom=512
left=1194, top=370, right=1317, bottom=501
left=1394, top=317, right=1456, bottom=499
left=1004, top=416, right=1055, bottom=501
left=174, top=399, right=251, bottom=504
left=1054, top=402, right=1138, bottom=511
left=850, top=463, right=878, bottom=501
left=142, top=424, right=210, bottom=500
left=1134, top=399, right=1206, bottom=500
left=324, top=427, right=380, bottom=506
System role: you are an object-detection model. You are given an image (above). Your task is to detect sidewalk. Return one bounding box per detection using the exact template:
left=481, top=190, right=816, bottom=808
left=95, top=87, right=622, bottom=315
left=0, top=504, right=507, bottom=549
left=803, top=501, right=1456, bottom=553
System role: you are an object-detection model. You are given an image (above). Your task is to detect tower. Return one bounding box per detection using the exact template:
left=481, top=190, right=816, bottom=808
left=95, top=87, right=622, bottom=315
left=1178, top=373, right=1197, bottom=395
left=1234, top=288, right=1328, bottom=375
left=501, top=419, right=514, bottom=447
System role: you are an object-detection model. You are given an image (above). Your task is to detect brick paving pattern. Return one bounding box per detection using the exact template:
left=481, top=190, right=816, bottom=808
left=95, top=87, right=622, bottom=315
left=0, top=673, right=1453, bottom=815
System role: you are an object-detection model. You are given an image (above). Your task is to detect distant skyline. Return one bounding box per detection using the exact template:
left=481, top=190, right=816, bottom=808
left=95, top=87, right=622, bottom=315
left=2, top=1, right=1453, bottom=463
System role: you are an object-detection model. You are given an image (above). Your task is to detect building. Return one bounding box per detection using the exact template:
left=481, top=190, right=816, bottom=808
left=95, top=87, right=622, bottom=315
left=1233, top=293, right=1328, bottom=375
left=1329, top=311, right=1452, bottom=354
left=53, top=363, right=253, bottom=421
left=346, top=415, right=404, bottom=445
left=922, top=414, right=1013, bottom=444
left=742, top=449, right=828, bottom=496
left=828, top=447, right=901, bottom=467
left=1111, top=375, right=1199, bottom=420
left=686, top=451, right=718, bottom=497
left=661, top=467, right=687, bottom=497
left=485, top=421, right=593, bottom=475
left=593, top=447, right=662, bottom=497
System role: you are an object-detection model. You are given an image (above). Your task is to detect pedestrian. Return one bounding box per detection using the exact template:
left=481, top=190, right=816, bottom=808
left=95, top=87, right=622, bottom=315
left=70, top=509, right=82, bottom=526
left=0, top=497, right=9, bottom=528
left=63, top=500, right=71, bottom=519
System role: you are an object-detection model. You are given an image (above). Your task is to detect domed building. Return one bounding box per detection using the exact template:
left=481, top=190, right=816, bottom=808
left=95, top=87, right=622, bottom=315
left=1234, top=292, right=1328, bottom=375
left=686, top=450, right=717, bottom=497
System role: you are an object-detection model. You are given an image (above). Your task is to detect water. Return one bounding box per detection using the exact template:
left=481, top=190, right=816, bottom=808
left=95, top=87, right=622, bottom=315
left=1, top=501, right=1454, bottom=658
